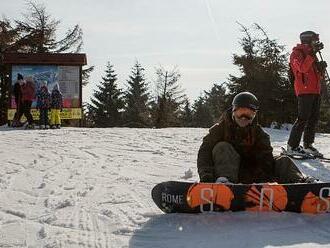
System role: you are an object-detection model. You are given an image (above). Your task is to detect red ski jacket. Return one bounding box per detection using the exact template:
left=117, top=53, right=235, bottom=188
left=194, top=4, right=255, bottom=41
left=290, top=44, right=322, bottom=96
left=21, top=81, right=35, bottom=101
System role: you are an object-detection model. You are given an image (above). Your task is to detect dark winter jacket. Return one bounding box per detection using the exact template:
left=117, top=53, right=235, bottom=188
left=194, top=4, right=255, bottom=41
left=13, top=82, right=22, bottom=109
left=36, top=86, right=51, bottom=109
left=13, top=82, right=22, bottom=100
left=21, top=81, right=35, bottom=102
left=51, top=89, right=63, bottom=109
left=197, top=108, right=275, bottom=184
left=290, top=43, right=322, bottom=96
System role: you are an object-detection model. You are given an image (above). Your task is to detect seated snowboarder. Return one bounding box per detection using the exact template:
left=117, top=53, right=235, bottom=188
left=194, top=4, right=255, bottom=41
left=197, top=91, right=316, bottom=184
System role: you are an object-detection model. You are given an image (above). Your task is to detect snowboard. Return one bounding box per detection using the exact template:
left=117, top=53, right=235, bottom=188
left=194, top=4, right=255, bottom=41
left=152, top=181, right=330, bottom=214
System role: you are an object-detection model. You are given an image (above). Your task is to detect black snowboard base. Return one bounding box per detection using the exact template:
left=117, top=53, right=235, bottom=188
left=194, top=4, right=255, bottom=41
left=152, top=181, right=330, bottom=214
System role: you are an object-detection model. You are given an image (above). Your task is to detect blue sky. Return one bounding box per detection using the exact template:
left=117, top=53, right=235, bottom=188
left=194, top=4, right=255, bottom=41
left=2, top=0, right=330, bottom=103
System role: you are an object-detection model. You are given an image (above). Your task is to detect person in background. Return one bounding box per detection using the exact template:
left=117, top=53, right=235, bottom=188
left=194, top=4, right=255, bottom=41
left=36, top=81, right=51, bottom=129
left=18, top=77, right=35, bottom=129
left=50, top=83, right=63, bottom=129
left=12, top=73, right=24, bottom=127
left=197, top=92, right=316, bottom=184
left=287, top=31, right=327, bottom=157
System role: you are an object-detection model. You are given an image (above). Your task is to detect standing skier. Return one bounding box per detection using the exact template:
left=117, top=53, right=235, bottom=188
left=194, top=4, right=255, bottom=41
left=12, top=73, right=24, bottom=127
left=36, top=81, right=51, bottom=129
left=287, top=31, right=327, bottom=157
left=18, top=77, right=36, bottom=129
left=197, top=92, right=314, bottom=184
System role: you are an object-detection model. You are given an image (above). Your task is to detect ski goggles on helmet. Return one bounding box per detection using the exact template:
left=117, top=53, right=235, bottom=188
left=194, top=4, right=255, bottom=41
left=233, top=107, right=257, bottom=120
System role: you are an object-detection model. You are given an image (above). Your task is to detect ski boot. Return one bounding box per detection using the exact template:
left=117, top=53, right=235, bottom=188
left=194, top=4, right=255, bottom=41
left=286, top=145, right=307, bottom=157
left=25, top=124, right=35, bottom=129
left=303, top=143, right=323, bottom=158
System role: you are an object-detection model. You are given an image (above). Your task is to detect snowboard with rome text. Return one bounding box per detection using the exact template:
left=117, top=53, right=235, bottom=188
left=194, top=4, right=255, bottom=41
left=152, top=181, right=330, bottom=214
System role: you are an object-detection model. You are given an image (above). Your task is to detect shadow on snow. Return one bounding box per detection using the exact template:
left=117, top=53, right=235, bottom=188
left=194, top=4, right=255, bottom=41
left=129, top=211, right=330, bottom=248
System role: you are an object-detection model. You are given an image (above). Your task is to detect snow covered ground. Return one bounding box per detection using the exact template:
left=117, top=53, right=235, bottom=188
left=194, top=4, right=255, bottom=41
left=0, top=126, right=330, bottom=248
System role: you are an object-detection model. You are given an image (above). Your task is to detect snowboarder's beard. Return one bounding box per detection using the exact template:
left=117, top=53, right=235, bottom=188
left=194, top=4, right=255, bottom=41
left=233, top=114, right=253, bottom=127
left=236, top=114, right=254, bottom=120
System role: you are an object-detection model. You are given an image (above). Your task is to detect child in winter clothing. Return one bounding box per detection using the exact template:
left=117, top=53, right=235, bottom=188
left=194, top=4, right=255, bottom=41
left=50, top=83, right=63, bottom=129
left=36, top=81, right=51, bottom=129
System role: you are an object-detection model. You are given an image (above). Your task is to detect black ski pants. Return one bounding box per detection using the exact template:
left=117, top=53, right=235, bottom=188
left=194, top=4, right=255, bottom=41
left=18, top=100, right=34, bottom=125
left=288, top=94, right=321, bottom=148
left=39, top=109, right=49, bottom=126
left=13, top=97, right=22, bottom=122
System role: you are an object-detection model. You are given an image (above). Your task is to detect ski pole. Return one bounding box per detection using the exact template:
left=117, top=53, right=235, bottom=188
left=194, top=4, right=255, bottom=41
left=315, top=51, right=330, bottom=103
left=317, top=51, right=330, bottom=83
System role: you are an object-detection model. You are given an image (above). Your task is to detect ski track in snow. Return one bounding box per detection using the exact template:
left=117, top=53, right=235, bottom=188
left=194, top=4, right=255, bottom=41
left=0, top=127, right=329, bottom=247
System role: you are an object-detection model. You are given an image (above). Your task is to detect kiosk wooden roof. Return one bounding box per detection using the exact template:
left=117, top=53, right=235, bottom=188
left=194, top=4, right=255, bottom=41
left=3, top=53, right=87, bottom=66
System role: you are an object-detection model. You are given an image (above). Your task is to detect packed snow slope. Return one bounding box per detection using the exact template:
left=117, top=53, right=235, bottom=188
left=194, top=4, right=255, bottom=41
left=1, top=126, right=330, bottom=248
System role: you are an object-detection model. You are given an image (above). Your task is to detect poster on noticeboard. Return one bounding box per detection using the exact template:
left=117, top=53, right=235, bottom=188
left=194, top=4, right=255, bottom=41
left=9, top=65, right=81, bottom=119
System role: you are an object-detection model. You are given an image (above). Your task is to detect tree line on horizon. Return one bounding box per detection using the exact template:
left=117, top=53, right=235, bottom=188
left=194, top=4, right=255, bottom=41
left=1, top=1, right=330, bottom=131
left=85, top=60, right=227, bottom=128
left=86, top=23, right=330, bottom=131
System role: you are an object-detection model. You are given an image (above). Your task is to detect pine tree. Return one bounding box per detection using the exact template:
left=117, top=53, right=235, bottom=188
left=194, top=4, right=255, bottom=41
left=123, top=61, right=150, bottom=127
left=192, top=96, right=213, bottom=128
left=151, top=66, right=185, bottom=128
left=0, top=19, right=20, bottom=124
left=89, top=62, right=124, bottom=127
left=14, top=1, right=94, bottom=85
left=179, top=98, right=193, bottom=127
left=227, top=23, right=295, bottom=126
left=204, top=83, right=228, bottom=122
left=14, top=1, right=82, bottom=53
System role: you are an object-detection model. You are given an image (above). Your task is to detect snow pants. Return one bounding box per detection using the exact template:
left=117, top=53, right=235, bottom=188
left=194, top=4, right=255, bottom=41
left=50, top=109, right=61, bottom=125
left=288, top=94, right=321, bottom=148
left=212, top=142, right=304, bottom=184
left=17, top=100, right=33, bottom=125
left=39, top=109, right=49, bottom=126
left=13, top=97, right=22, bottom=124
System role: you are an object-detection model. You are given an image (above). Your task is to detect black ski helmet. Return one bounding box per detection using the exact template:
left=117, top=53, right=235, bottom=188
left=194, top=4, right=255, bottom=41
left=300, top=31, right=319, bottom=44
left=232, top=92, right=259, bottom=111
left=17, top=73, right=23, bottom=81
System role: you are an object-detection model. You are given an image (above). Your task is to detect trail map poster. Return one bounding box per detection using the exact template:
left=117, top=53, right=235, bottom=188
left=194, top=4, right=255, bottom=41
left=8, top=65, right=82, bottom=120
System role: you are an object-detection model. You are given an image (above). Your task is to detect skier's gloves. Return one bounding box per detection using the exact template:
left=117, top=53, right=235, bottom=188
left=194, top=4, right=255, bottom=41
left=316, top=61, right=327, bottom=72
left=311, top=41, right=324, bottom=54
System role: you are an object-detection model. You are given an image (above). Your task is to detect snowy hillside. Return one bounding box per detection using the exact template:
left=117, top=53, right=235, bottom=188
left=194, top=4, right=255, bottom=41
left=0, top=127, right=330, bottom=248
